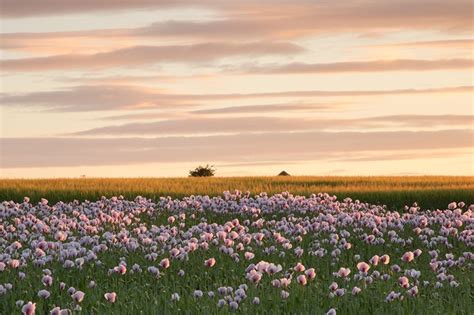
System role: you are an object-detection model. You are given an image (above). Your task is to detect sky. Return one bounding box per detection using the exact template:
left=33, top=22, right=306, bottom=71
left=0, top=0, right=473, bottom=178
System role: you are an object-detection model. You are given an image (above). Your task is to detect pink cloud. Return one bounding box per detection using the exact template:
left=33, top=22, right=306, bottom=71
left=2, top=85, right=471, bottom=112
left=68, top=115, right=474, bottom=136
left=239, top=59, right=474, bottom=74
left=0, top=42, right=304, bottom=72
left=1, top=129, right=472, bottom=168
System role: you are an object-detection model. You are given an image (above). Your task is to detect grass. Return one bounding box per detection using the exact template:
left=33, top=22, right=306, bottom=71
left=0, top=176, right=472, bottom=209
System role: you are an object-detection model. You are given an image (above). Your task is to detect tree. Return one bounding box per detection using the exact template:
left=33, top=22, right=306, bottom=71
left=189, top=164, right=216, bottom=177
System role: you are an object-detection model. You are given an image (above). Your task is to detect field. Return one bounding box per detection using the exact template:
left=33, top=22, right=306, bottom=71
left=1, top=176, right=473, bottom=209
left=0, top=177, right=473, bottom=314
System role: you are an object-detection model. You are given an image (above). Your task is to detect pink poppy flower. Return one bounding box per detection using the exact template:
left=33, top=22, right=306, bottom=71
left=413, top=249, right=422, bottom=258
left=50, top=307, right=70, bottom=315
left=256, top=261, right=269, bottom=273
left=280, top=278, right=291, bottom=288
left=22, top=302, right=36, bottom=315
left=356, top=262, right=370, bottom=273
left=448, top=202, right=457, bottom=210
left=202, top=233, right=213, bottom=242
left=254, top=233, right=264, bottom=241
left=408, top=286, right=418, bottom=296
left=229, top=231, right=239, bottom=240
left=160, top=258, right=170, bottom=269
left=170, top=248, right=180, bottom=258
left=305, top=268, right=316, bottom=280
left=71, top=291, right=85, bottom=303
left=399, top=276, right=410, bottom=288
left=297, top=274, right=307, bottom=286
left=42, top=275, right=53, bottom=287
left=10, top=259, right=20, bottom=269
left=369, top=255, right=380, bottom=266
left=205, top=258, right=216, bottom=268
left=337, top=267, right=351, bottom=278
left=402, top=251, right=415, bottom=262
left=329, top=282, right=338, bottom=291
left=217, top=231, right=227, bottom=240
left=352, top=287, right=361, bottom=295
left=294, top=262, right=305, bottom=272
left=247, top=270, right=262, bottom=283
left=114, top=264, right=127, bottom=275
left=380, top=254, right=390, bottom=265
left=267, top=263, right=282, bottom=275
left=244, top=252, right=255, bottom=260
left=54, top=231, right=67, bottom=242
left=104, top=292, right=117, bottom=303
left=295, top=247, right=304, bottom=257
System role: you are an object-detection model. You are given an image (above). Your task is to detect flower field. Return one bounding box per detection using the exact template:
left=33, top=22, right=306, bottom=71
left=0, top=190, right=473, bottom=314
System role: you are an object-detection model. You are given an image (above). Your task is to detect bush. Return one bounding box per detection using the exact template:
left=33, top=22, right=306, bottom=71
left=189, top=164, right=216, bottom=177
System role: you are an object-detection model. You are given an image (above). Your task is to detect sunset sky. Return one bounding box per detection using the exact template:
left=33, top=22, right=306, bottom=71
left=0, top=0, right=473, bottom=177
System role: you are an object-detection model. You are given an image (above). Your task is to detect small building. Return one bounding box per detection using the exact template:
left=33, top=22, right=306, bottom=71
left=278, top=171, right=290, bottom=176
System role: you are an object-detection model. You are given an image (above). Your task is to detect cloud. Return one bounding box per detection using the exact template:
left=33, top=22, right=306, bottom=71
left=0, top=42, right=304, bottom=72
left=69, top=115, right=474, bottom=136
left=217, top=149, right=473, bottom=166
left=0, top=85, right=178, bottom=111
left=100, top=103, right=341, bottom=121
left=191, top=103, right=343, bottom=115
left=2, top=85, right=472, bottom=112
left=2, top=1, right=471, bottom=35
left=1, top=129, right=472, bottom=168
left=0, top=0, right=187, bottom=18
left=361, top=115, right=474, bottom=128
left=196, top=86, right=472, bottom=100
left=367, top=39, right=474, bottom=49
left=1, top=0, right=472, bottom=58
left=70, top=116, right=317, bottom=136
left=332, top=149, right=473, bottom=163
left=4, top=24, right=472, bottom=55
left=239, top=59, right=474, bottom=74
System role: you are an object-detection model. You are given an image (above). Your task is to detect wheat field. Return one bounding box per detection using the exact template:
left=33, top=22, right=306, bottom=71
left=1, top=176, right=472, bottom=209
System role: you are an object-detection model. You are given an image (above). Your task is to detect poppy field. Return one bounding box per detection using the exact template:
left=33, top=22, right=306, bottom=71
left=0, top=187, right=473, bottom=314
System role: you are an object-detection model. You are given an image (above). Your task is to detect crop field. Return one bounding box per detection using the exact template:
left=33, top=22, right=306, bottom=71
left=0, top=177, right=473, bottom=314
left=0, top=176, right=473, bottom=209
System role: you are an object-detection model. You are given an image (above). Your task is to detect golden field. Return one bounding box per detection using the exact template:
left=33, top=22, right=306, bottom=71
left=0, top=176, right=472, bottom=209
